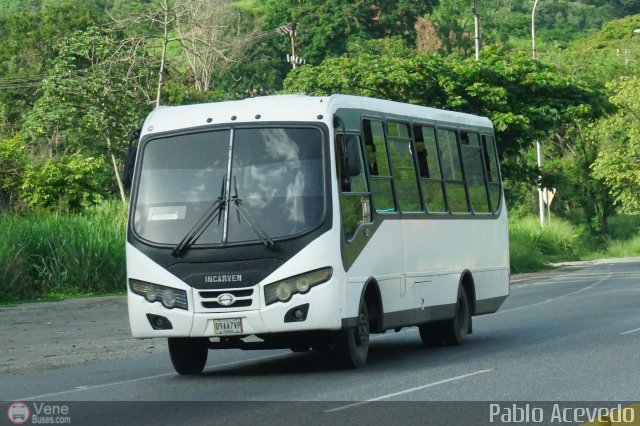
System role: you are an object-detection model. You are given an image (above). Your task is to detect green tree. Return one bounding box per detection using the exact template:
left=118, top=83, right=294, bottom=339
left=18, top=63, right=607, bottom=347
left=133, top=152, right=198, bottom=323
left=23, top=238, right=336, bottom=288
left=21, top=27, right=153, bottom=203
left=262, top=0, right=435, bottom=64
left=0, top=0, right=111, bottom=132
left=591, top=77, right=640, bottom=214
left=540, top=124, right=615, bottom=233
left=0, top=134, right=27, bottom=210
left=423, top=0, right=474, bottom=56
left=543, top=15, right=640, bottom=88
left=20, top=153, right=111, bottom=210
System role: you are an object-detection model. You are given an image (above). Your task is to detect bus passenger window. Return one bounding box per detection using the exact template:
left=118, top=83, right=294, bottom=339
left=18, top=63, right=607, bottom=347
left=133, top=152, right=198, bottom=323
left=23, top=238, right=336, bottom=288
left=438, top=128, right=469, bottom=213
left=461, top=131, right=490, bottom=213
left=413, top=125, right=446, bottom=212
left=386, top=121, right=421, bottom=212
left=482, top=135, right=502, bottom=212
left=363, top=120, right=390, bottom=176
left=363, top=119, right=396, bottom=213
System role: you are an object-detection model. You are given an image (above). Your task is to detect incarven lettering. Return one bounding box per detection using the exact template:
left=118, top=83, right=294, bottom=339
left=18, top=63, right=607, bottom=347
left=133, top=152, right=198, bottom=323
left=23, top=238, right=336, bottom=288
left=205, top=274, right=243, bottom=283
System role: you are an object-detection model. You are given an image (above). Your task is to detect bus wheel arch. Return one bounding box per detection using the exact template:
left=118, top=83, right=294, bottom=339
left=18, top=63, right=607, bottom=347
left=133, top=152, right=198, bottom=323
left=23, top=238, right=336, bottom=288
left=334, top=278, right=381, bottom=368
left=335, top=299, right=370, bottom=368
left=361, top=278, right=383, bottom=333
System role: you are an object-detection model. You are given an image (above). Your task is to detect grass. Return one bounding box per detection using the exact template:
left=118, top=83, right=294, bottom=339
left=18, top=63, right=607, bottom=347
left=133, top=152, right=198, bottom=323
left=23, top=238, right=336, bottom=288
left=0, top=200, right=127, bottom=304
left=509, top=214, right=640, bottom=273
left=580, top=214, right=640, bottom=261
left=508, top=216, right=587, bottom=273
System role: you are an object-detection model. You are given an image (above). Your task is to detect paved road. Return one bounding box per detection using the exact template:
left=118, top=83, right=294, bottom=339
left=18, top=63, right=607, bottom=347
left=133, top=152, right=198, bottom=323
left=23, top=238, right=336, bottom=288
left=1, top=259, right=639, bottom=425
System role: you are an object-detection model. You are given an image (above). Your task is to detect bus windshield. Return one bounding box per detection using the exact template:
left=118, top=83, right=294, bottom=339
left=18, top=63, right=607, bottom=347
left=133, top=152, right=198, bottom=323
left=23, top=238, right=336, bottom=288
left=133, top=126, right=326, bottom=246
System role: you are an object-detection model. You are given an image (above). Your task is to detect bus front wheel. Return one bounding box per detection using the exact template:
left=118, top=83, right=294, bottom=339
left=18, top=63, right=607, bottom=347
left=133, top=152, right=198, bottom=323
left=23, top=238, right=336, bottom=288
left=168, top=337, right=209, bottom=375
left=335, top=302, right=370, bottom=368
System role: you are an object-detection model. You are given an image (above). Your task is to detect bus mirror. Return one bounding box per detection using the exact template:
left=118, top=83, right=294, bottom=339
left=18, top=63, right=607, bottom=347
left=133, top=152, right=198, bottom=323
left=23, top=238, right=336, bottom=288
left=345, top=137, right=362, bottom=177
left=123, top=146, right=137, bottom=190
left=123, top=129, right=141, bottom=190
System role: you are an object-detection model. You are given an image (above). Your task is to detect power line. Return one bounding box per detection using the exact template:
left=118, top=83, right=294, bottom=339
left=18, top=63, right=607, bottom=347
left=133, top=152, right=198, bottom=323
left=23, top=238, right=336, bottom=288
left=0, top=74, right=48, bottom=82
left=0, top=65, right=156, bottom=90
left=0, top=69, right=91, bottom=90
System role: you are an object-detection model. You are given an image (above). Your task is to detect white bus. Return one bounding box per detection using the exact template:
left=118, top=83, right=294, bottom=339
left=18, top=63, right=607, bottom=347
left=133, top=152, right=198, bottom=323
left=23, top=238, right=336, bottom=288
left=125, top=94, right=509, bottom=374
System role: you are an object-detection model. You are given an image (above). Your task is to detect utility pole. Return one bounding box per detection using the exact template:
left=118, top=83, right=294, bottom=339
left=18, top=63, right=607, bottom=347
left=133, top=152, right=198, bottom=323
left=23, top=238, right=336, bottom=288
left=532, top=0, right=539, bottom=60
left=473, top=0, right=480, bottom=61
left=532, top=0, right=544, bottom=226
left=279, top=23, right=304, bottom=68
left=536, top=140, right=545, bottom=226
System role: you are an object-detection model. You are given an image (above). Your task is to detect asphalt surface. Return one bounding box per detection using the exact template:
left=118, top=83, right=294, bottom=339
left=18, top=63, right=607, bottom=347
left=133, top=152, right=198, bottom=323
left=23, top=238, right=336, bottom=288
left=1, top=258, right=639, bottom=425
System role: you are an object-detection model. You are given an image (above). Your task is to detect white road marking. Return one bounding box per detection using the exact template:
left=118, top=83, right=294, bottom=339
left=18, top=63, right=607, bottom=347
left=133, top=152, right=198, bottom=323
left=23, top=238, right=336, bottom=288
left=16, top=352, right=289, bottom=401
left=497, top=274, right=611, bottom=315
left=620, top=327, right=640, bottom=336
left=324, top=369, right=492, bottom=412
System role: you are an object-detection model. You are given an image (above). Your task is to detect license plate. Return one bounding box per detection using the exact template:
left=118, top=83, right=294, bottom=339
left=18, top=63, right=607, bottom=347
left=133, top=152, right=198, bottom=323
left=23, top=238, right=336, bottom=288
left=212, top=318, right=243, bottom=335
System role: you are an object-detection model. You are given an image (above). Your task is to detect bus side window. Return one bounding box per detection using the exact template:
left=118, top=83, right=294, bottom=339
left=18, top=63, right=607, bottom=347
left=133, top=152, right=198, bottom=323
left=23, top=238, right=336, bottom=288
left=337, top=134, right=368, bottom=193
left=482, top=135, right=502, bottom=212
left=460, top=131, right=491, bottom=213
left=413, top=125, right=447, bottom=213
left=438, top=128, right=469, bottom=213
left=363, top=119, right=396, bottom=213
left=337, top=133, right=372, bottom=241
left=386, top=120, right=421, bottom=212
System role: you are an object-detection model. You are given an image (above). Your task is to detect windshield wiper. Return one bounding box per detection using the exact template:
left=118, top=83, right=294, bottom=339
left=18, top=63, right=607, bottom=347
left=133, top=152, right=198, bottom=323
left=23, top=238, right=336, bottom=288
left=172, top=176, right=226, bottom=257
left=231, top=177, right=274, bottom=248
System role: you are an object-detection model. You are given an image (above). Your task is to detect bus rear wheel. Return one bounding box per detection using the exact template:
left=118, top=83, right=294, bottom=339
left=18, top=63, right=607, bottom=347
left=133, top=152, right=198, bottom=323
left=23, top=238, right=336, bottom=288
left=168, top=337, right=209, bottom=375
left=419, top=288, right=471, bottom=347
left=335, top=302, right=370, bottom=368
left=441, top=288, right=471, bottom=346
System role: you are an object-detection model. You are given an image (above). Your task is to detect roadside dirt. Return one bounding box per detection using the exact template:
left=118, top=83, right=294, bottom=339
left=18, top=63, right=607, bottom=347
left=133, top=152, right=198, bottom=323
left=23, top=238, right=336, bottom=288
left=0, top=296, right=165, bottom=376
left=0, top=263, right=594, bottom=376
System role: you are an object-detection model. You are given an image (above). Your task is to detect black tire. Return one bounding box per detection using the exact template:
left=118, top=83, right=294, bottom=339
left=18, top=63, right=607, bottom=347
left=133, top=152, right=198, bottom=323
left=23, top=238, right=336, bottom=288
left=419, top=288, right=471, bottom=347
left=335, top=302, right=370, bottom=368
left=441, top=288, right=471, bottom=346
left=168, top=337, right=209, bottom=375
left=418, top=322, right=444, bottom=347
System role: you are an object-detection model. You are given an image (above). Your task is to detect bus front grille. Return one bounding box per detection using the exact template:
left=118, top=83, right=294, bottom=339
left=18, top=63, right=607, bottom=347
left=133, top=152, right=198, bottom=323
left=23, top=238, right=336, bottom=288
left=198, top=289, right=255, bottom=310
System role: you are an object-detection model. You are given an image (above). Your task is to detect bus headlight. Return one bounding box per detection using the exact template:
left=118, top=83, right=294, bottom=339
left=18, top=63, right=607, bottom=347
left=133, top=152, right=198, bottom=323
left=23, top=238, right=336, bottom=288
left=296, top=277, right=310, bottom=293
left=145, top=286, right=158, bottom=302
left=130, top=280, right=188, bottom=310
left=264, top=267, right=332, bottom=305
left=276, top=284, right=292, bottom=302
left=162, top=289, right=177, bottom=308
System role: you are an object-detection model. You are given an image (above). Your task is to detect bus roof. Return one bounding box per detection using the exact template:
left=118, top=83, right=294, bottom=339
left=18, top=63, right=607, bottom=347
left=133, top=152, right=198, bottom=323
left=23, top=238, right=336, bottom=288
left=141, top=94, right=493, bottom=136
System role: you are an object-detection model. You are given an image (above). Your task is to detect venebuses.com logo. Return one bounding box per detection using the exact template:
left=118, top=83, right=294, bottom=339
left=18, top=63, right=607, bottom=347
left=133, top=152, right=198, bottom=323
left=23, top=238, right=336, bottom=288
left=6, top=401, right=71, bottom=425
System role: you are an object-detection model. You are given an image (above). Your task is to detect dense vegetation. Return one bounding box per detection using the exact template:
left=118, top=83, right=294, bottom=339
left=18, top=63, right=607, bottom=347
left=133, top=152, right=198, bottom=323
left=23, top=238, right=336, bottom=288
left=0, top=201, right=126, bottom=303
left=1, top=0, right=640, bottom=302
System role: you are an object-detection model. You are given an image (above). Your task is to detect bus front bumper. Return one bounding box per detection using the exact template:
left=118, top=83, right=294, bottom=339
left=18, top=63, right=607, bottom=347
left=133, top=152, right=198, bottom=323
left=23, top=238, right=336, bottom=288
left=128, top=281, right=341, bottom=339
